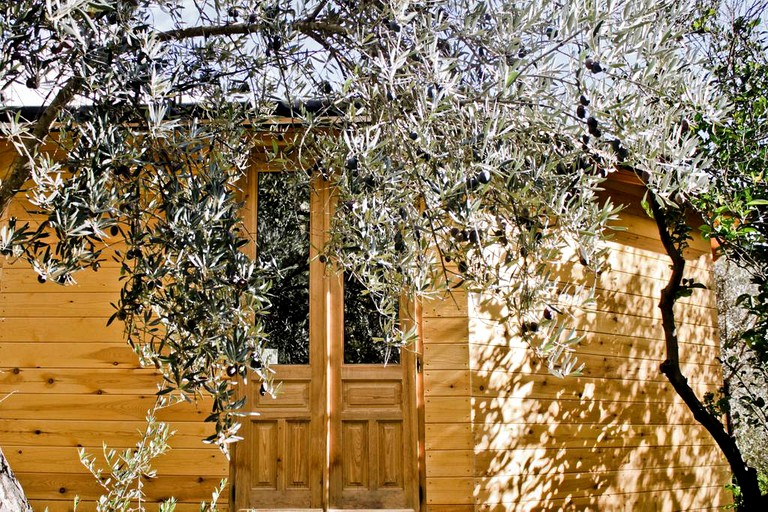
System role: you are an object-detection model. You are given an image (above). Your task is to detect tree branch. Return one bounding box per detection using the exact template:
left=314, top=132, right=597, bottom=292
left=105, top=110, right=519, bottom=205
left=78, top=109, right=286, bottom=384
left=650, top=193, right=766, bottom=509
left=157, top=20, right=347, bottom=42
left=0, top=77, right=83, bottom=218
left=307, top=0, right=331, bottom=22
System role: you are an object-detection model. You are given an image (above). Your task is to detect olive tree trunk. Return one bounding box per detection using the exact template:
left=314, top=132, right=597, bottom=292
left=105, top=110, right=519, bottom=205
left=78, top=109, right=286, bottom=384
left=650, top=195, right=767, bottom=510
left=0, top=447, right=32, bottom=512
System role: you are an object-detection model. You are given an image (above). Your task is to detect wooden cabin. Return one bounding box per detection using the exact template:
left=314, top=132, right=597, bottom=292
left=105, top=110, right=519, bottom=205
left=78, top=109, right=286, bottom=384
left=0, top=139, right=731, bottom=511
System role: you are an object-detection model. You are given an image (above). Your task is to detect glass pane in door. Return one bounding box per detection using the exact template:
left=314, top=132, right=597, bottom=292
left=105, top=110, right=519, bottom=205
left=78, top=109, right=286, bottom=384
left=257, top=172, right=310, bottom=364
left=343, top=272, right=400, bottom=364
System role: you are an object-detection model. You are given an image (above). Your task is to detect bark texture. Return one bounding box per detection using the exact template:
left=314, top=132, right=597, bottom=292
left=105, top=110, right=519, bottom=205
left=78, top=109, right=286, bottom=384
left=0, top=447, right=32, bottom=512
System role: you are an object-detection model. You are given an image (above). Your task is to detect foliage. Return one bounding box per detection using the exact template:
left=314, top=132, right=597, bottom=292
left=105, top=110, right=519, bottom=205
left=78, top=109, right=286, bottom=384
left=693, top=0, right=768, bottom=354
left=75, top=408, right=225, bottom=512
left=725, top=471, right=768, bottom=509
left=689, top=0, right=768, bottom=484
left=0, top=0, right=722, bottom=449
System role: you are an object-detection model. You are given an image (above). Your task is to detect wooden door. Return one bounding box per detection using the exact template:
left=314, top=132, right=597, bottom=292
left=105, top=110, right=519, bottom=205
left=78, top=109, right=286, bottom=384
left=233, top=171, right=326, bottom=509
left=328, top=274, right=417, bottom=510
left=233, top=174, right=418, bottom=511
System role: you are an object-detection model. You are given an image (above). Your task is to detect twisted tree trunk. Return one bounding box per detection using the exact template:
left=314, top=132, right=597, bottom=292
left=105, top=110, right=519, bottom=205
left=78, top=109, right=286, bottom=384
left=650, top=195, right=767, bottom=510
left=0, top=447, right=32, bottom=512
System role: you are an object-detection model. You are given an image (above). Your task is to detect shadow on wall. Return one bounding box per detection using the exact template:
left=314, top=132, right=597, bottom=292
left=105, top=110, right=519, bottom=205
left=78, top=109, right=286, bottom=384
left=469, top=242, right=730, bottom=511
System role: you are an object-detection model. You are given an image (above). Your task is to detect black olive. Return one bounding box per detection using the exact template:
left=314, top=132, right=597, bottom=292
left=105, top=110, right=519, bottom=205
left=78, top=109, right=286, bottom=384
left=409, top=131, right=418, bottom=140
left=477, top=170, right=491, bottom=184
left=579, top=95, right=590, bottom=106
left=521, top=321, right=539, bottom=334
left=543, top=308, right=554, bottom=321
left=259, top=383, right=267, bottom=396
left=363, top=176, right=378, bottom=189
left=228, top=7, right=239, bottom=19
left=576, top=105, right=586, bottom=118
left=226, top=365, right=238, bottom=377
left=587, top=117, right=601, bottom=137
left=345, top=157, right=358, bottom=170
left=457, top=261, right=468, bottom=273
left=37, top=274, right=46, bottom=284
left=110, top=225, right=119, bottom=237
left=590, top=62, right=603, bottom=74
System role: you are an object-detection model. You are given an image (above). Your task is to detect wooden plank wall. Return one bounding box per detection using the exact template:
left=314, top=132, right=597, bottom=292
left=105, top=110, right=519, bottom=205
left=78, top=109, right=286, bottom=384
left=422, top=290, right=475, bottom=511
left=0, top=193, right=229, bottom=509
left=457, top=204, right=730, bottom=510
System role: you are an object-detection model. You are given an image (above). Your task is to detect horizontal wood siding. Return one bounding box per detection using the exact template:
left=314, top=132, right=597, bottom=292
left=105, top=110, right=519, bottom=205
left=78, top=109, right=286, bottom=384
left=422, top=290, right=475, bottom=509
left=466, top=206, right=730, bottom=510
left=2, top=145, right=730, bottom=512
left=0, top=196, right=228, bottom=511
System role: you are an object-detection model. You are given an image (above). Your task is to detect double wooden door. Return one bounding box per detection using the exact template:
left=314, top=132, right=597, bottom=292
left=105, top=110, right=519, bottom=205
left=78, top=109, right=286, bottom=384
left=232, top=173, right=418, bottom=511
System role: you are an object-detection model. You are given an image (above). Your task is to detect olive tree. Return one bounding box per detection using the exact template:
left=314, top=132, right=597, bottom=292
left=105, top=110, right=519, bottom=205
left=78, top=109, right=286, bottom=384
left=0, top=0, right=748, bottom=505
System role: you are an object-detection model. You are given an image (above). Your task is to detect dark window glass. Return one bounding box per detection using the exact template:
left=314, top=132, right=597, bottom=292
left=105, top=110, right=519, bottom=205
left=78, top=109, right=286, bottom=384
left=257, top=172, right=310, bottom=364
left=343, top=272, right=400, bottom=364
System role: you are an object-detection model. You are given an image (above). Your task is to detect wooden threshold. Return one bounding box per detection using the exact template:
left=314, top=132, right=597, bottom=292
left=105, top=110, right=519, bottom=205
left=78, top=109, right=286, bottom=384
left=243, top=509, right=323, bottom=512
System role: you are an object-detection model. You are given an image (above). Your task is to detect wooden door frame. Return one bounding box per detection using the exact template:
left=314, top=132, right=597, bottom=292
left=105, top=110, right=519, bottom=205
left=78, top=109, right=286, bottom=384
left=230, top=171, right=423, bottom=511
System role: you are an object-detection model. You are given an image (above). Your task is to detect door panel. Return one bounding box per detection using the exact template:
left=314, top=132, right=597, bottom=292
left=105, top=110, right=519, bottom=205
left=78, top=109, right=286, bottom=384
left=332, top=365, right=411, bottom=510
left=240, top=365, right=320, bottom=509
left=330, top=265, right=415, bottom=510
